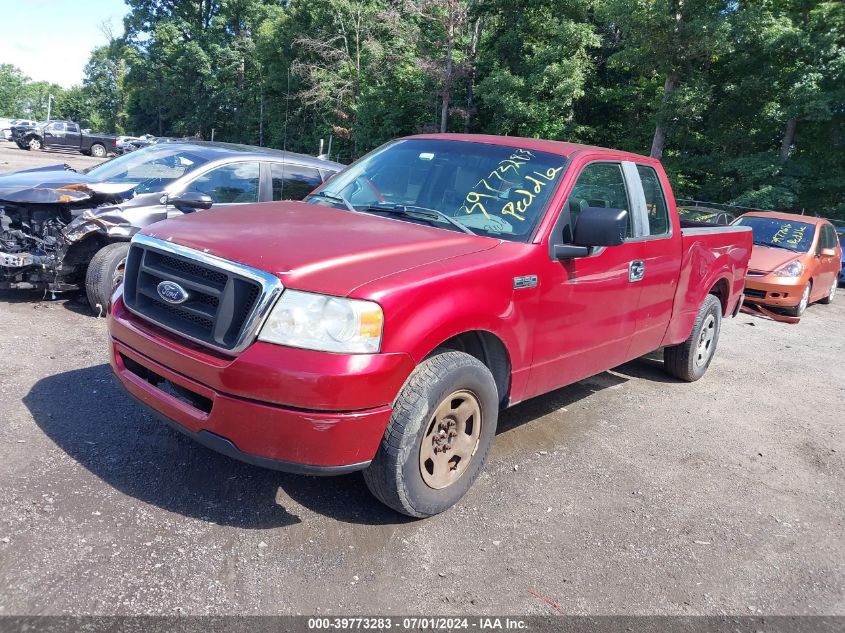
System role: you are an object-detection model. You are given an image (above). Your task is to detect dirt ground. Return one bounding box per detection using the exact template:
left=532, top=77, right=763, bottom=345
left=0, top=147, right=842, bottom=616
left=0, top=140, right=107, bottom=173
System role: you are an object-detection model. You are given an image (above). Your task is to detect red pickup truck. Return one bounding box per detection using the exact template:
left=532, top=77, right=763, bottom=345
left=107, top=134, right=752, bottom=517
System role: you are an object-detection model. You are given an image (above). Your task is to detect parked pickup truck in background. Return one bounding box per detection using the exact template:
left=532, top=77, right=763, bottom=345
left=108, top=134, right=752, bottom=517
left=12, top=120, right=117, bottom=157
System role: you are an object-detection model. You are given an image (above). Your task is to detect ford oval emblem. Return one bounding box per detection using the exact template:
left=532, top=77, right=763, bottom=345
left=157, top=280, right=189, bottom=304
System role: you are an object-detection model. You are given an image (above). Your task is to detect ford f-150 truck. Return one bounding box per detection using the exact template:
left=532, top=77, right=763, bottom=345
left=107, top=134, right=752, bottom=517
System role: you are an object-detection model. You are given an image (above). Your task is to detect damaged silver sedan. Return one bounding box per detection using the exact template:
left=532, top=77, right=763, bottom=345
left=0, top=142, right=342, bottom=312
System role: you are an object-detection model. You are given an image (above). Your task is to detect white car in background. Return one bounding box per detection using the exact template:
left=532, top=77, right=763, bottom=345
left=1, top=119, right=37, bottom=140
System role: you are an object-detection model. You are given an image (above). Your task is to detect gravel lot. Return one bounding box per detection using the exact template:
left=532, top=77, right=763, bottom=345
left=0, top=147, right=842, bottom=616
left=0, top=140, right=107, bottom=173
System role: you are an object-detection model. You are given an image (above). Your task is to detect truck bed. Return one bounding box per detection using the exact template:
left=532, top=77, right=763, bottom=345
left=662, top=224, right=753, bottom=345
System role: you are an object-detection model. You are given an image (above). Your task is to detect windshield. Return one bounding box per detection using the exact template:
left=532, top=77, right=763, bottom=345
left=308, top=139, right=567, bottom=241
left=733, top=215, right=816, bottom=253
left=83, top=144, right=210, bottom=193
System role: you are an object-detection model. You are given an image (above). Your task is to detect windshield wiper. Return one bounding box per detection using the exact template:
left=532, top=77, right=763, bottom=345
left=753, top=240, right=794, bottom=251
left=308, top=190, right=356, bottom=212
left=364, top=204, right=476, bottom=236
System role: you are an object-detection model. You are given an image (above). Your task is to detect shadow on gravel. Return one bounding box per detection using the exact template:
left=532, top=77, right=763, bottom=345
left=612, top=351, right=684, bottom=384
left=24, top=358, right=664, bottom=527
left=496, top=370, right=630, bottom=435
left=0, top=289, right=91, bottom=313
left=24, top=363, right=410, bottom=529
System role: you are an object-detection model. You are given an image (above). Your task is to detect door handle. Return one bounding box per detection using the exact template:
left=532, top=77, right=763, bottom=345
left=629, top=260, right=645, bottom=282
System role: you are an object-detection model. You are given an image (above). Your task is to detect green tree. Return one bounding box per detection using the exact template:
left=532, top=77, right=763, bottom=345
left=0, top=65, right=29, bottom=117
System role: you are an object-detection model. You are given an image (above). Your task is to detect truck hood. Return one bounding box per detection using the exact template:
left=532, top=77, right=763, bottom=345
left=144, top=202, right=500, bottom=297
left=748, top=244, right=804, bottom=272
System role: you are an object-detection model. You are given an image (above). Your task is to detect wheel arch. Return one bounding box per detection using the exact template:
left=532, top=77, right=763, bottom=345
left=425, top=329, right=512, bottom=407
left=707, top=276, right=731, bottom=315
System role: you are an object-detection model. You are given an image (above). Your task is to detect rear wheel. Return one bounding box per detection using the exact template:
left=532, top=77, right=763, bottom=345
left=85, top=242, right=130, bottom=314
left=819, top=278, right=837, bottom=305
left=664, top=294, right=722, bottom=382
left=90, top=143, right=107, bottom=158
left=785, top=282, right=811, bottom=316
left=363, top=350, right=498, bottom=517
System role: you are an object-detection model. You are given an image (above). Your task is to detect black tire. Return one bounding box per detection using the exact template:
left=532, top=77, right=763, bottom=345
left=664, top=294, right=722, bottom=382
left=90, top=143, right=107, bottom=158
left=85, top=242, right=131, bottom=314
left=784, top=281, right=811, bottom=316
left=363, top=350, right=499, bottom=518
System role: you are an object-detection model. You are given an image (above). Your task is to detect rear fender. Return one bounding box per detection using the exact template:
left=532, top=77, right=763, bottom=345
left=661, top=237, right=747, bottom=346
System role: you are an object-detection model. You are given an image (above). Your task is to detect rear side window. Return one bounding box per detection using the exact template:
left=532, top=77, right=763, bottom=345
left=67, top=123, right=79, bottom=133
left=565, top=162, right=632, bottom=238
left=190, top=162, right=260, bottom=204
left=820, top=224, right=837, bottom=250
left=271, top=163, right=323, bottom=201
left=636, top=165, right=670, bottom=235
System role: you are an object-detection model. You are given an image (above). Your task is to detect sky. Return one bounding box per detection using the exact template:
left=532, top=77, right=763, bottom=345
left=0, top=0, right=128, bottom=88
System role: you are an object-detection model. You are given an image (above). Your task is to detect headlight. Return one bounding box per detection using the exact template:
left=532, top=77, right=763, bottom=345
left=773, top=260, right=803, bottom=277
left=258, top=290, right=383, bottom=353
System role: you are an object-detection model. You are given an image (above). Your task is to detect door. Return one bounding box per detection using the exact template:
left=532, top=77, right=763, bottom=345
left=526, top=161, right=644, bottom=398
left=269, top=162, right=324, bottom=201
left=626, top=163, right=681, bottom=358
left=174, top=161, right=261, bottom=216
left=815, top=224, right=839, bottom=298
left=64, top=122, right=82, bottom=149
left=42, top=121, right=65, bottom=148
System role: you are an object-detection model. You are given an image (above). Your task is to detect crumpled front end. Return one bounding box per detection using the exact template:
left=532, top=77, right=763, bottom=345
left=0, top=183, right=136, bottom=291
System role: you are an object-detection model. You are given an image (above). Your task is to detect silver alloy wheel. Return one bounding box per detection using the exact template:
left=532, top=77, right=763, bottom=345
left=28, top=138, right=41, bottom=150
left=798, top=283, right=810, bottom=314
left=91, top=144, right=106, bottom=158
left=112, top=257, right=127, bottom=289
left=694, top=314, right=716, bottom=368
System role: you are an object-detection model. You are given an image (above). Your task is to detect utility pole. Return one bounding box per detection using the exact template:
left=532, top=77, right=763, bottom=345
left=46, top=94, right=54, bottom=121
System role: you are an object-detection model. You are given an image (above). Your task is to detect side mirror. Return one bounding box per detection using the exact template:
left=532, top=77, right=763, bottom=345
left=168, top=191, right=213, bottom=211
left=572, top=207, right=628, bottom=247
left=820, top=247, right=837, bottom=257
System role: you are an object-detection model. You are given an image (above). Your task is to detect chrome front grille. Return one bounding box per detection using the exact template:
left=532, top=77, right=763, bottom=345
left=122, top=235, right=283, bottom=354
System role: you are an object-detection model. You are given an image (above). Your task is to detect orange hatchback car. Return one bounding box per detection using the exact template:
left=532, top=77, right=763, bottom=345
left=734, top=212, right=842, bottom=316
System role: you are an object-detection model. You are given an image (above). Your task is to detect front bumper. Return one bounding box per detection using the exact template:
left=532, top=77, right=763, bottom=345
left=108, top=297, right=415, bottom=472
left=743, top=275, right=805, bottom=308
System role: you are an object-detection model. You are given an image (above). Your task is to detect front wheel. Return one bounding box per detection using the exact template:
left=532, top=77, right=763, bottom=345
left=664, top=294, right=722, bottom=382
left=785, top=282, right=811, bottom=316
left=818, top=278, right=837, bottom=305
left=363, top=350, right=499, bottom=518
left=27, top=137, right=41, bottom=150
left=90, top=143, right=107, bottom=158
left=85, top=242, right=130, bottom=314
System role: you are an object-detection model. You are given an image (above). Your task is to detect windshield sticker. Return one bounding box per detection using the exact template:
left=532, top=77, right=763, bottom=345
left=771, top=223, right=809, bottom=247
left=459, top=150, right=563, bottom=222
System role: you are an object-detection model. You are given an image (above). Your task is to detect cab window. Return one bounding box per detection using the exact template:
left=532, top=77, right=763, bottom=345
left=190, top=162, right=260, bottom=204
left=565, top=162, right=632, bottom=238
left=636, top=165, right=670, bottom=235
